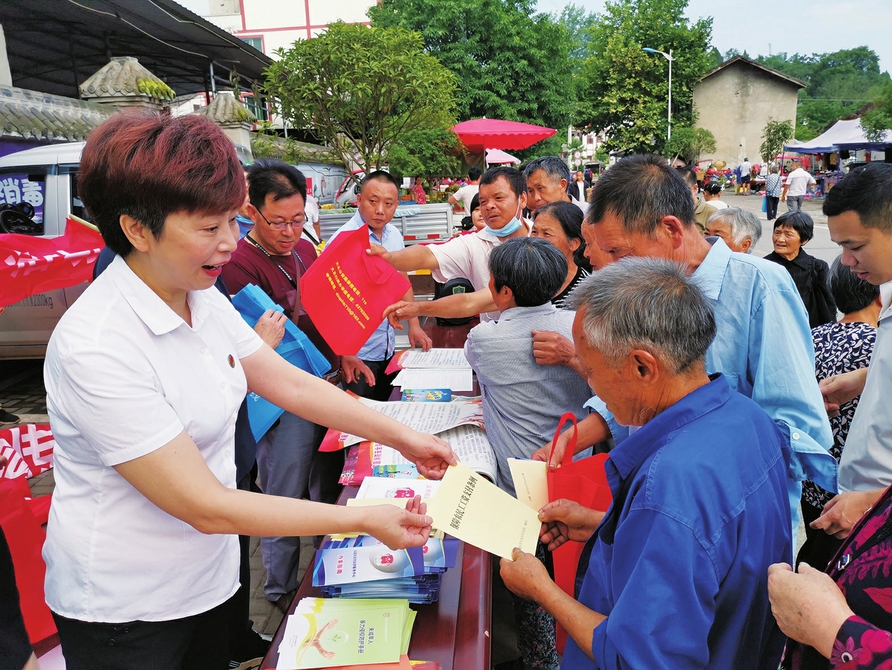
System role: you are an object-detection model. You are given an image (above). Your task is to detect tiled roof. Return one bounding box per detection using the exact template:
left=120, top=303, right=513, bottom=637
left=0, top=85, right=111, bottom=142
left=80, top=56, right=175, bottom=101
left=195, top=91, right=256, bottom=125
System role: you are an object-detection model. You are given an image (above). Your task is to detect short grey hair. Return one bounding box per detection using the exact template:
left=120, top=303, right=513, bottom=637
left=523, top=156, right=571, bottom=185
left=568, top=258, right=716, bottom=374
left=707, top=207, right=762, bottom=252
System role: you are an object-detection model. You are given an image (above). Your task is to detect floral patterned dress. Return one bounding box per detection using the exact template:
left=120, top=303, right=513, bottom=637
left=785, top=486, right=892, bottom=669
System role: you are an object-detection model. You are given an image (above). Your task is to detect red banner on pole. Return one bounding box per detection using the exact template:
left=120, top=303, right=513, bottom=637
left=0, top=217, right=103, bottom=308
left=300, top=225, right=410, bottom=355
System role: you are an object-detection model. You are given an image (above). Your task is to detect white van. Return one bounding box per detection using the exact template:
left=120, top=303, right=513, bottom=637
left=0, top=142, right=90, bottom=359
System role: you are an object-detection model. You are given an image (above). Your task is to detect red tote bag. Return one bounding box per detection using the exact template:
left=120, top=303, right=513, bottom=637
left=546, top=412, right=612, bottom=653
left=300, top=225, right=410, bottom=356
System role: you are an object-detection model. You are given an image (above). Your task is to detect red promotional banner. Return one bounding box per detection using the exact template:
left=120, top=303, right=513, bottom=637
left=300, top=225, right=410, bottom=355
left=0, top=424, right=55, bottom=480
left=0, top=217, right=104, bottom=309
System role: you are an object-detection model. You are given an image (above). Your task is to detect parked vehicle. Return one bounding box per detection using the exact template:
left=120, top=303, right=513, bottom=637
left=294, top=162, right=347, bottom=205
left=318, top=203, right=455, bottom=246
left=0, top=141, right=91, bottom=359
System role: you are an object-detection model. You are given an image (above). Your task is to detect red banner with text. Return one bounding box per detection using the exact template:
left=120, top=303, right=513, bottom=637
left=300, top=226, right=410, bottom=356
left=0, top=217, right=103, bottom=308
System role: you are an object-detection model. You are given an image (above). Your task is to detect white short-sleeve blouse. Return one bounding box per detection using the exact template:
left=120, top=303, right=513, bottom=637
left=43, top=255, right=263, bottom=622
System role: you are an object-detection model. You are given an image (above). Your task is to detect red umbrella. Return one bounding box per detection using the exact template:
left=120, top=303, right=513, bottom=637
left=453, top=118, right=556, bottom=152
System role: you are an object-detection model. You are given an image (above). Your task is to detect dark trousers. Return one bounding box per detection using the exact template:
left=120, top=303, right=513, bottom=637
left=0, top=527, right=33, bottom=670
left=53, top=591, right=238, bottom=670
left=229, top=468, right=258, bottom=658
left=796, top=499, right=843, bottom=572
left=346, top=358, right=397, bottom=402
left=766, top=196, right=780, bottom=220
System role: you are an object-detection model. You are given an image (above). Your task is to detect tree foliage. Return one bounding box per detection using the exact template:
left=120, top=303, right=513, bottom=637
left=387, top=127, right=465, bottom=179
left=862, top=83, right=892, bottom=142
left=756, top=47, right=891, bottom=137
left=759, top=118, right=794, bottom=165
left=369, top=0, right=576, bottom=130
left=665, top=126, right=716, bottom=164
left=263, top=22, right=458, bottom=177
left=576, top=0, right=712, bottom=155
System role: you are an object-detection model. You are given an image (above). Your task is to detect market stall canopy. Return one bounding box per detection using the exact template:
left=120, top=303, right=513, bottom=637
left=785, top=119, right=892, bottom=154
left=0, top=0, right=271, bottom=99
left=485, top=148, right=521, bottom=165
left=454, top=118, right=556, bottom=152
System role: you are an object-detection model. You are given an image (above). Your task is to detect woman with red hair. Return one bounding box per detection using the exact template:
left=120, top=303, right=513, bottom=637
left=42, top=111, right=454, bottom=670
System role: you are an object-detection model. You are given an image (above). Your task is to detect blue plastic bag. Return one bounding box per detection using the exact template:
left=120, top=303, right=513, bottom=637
left=231, top=284, right=332, bottom=440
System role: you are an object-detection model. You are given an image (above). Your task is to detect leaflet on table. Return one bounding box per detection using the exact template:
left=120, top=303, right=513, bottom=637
left=373, top=425, right=497, bottom=483
left=335, top=397, right=484, bottom=449
left=312, top=545, right=426, bottom=587
left=507, top=458, right=549, bottom=511
left=385, top=348, right=471, bottom=374
left=426, top=462, right=540, bottom=559
left=322, top=535, right=459, bottom=572
left=276, top=598, right=413, bottom=669
left=392, top=368, right=474, bottom=392
left=400, top=389, right=452, bottom=402
left=356, top=476, right=442, bottom=500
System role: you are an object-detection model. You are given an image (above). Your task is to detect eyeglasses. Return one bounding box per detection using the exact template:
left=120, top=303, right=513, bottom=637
left=257, top=208, right=305, bottom=231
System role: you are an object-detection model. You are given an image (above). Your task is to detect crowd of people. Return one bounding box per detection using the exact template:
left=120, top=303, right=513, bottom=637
left=4, top=107, right=892, bottom=670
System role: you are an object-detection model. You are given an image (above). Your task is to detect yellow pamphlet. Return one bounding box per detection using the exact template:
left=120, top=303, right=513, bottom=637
left=426, top=462, right=540, bottom=559
left=507, top=458, right=549, bottom=512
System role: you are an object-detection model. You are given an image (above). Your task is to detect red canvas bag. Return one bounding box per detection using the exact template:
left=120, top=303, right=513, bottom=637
left=546, top=412, right=612, bottom=652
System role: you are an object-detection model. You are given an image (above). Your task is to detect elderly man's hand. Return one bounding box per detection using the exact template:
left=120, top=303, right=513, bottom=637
left=768, top=562, right=853, bottom=659
left=538, top=499, right=603, bottom=551
left=531, top=428, right=574, bottom=469
left=811, top=489, right=883, bottom=539
left=531, top=330, right=576, bottom=367
left=367, top=243, right=391, bottom=262
left=500, top=548, right=551, bottom=603
left=253, top=309, right=287, bottom=349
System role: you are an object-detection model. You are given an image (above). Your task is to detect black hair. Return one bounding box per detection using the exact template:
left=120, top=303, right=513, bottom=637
left=703, top=181, right=723, bottom=195
left=489, top=237, right=567, bottom=307
left=470, top=192, right=480, bottom=213
left=824, top=162, right=892, bottom=233
left=773, top=211, right=814, bottom=244
left=480, top=166, right=526, bottom=198
left=674, top=165, right=698, bottom=188
left=535, top=200, right=591, bottom=272
left=468, top=166, right=482, bottom=181
left=587, top=154, right=696, bottom=234
left=830, top=255, right=880, bottom=314
left=363, top=170, right=401, bottom=193
left=247, top=160, right=307, bottom=210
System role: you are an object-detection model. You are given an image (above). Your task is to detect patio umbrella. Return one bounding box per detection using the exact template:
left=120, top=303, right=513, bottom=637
left=453, top=118, right=556, bottom=152
left=485, top=148, right=521, bottom=165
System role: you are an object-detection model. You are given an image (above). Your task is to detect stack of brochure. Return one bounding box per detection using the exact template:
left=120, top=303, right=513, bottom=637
left=312, top=535, right=458, bottom=604
left=276, top=597, right=414, bottom=669
left=387, top=348, right=475, bottom=393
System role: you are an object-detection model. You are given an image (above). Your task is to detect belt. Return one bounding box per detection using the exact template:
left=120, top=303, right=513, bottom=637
left=322, top=368, right=342, bottom=385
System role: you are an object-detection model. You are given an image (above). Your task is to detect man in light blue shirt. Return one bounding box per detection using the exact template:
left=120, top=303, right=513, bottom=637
left=546, top=154, right=835, bottom=543
left=328, top=171, right=430, bottom=400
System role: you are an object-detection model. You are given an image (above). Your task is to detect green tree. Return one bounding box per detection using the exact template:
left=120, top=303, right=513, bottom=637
left=759, top=118, right=794, bottom=164
left=263, top=22, right=458, bottom=178
left=757, top=47, right=890, bottom=136
left=369, top=0, right=576, bottom=130
left=665, top=126, right=716, bottom=164
left=387, top=127, right=466, bottom=179
left=862, top=82, right=892, bottom=142
left=576, top=0, right=712, bottom=155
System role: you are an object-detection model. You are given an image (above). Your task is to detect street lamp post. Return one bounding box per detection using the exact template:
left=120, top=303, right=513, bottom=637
left=642, top=47, right=675, bottom=142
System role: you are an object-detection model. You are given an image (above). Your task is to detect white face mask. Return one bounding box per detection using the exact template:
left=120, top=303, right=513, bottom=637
left=485, top=200, right=524, bottom=237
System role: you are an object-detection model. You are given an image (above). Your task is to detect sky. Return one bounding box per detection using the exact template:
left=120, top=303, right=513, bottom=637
left=539, top=0, right=889, bottom=74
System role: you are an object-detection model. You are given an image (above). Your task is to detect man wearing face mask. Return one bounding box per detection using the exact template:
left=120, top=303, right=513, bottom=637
left=369, top=166, right=531, bottom=322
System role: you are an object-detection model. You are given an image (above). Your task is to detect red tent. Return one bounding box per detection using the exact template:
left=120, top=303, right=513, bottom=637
left=453, top=118, right=556, bottom=152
